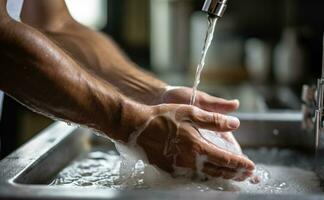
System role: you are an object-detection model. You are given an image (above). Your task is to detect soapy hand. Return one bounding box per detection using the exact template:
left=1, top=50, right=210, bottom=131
left=20, top=5, right=239, bottom=115
left=120, top=101, right=255, bottom=181
left=16, top=1, right=254, bottom=182
left=160, top=86, right=247, bottom=177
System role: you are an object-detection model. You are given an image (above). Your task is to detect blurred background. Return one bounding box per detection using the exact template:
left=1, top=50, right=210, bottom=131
left=1, top=0, right=323, bottom=159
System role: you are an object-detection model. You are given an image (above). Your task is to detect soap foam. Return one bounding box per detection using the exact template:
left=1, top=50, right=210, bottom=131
left=51, top=108, right=321, bottom=193
left=111, top=108, right=247, bottom=180
left=51, top=149, right=321, bottom=194
left=199, top=129, right=242, bottom=155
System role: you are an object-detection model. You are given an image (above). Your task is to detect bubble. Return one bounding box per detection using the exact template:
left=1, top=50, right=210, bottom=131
left=51, top=149, right=321, bottom=194
left=199, top=129, right=242, bottom=155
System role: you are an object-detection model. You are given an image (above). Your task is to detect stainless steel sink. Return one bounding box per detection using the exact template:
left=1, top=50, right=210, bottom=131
left=0, top=112, right=323, bottom=200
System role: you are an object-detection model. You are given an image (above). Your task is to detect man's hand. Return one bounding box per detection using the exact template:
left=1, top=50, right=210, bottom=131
left=20, top=1, right=237, bottom=111
left=18, top=0, right=255, bottom=181
left=119, top=100, right=255, bottom=181
left=0, top=3, right=128, bottom=140
left=160, top=86, right=239, bottom=113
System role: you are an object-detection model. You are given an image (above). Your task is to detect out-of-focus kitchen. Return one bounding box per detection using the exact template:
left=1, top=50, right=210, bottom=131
left=1, top=0, right=324, bottom=199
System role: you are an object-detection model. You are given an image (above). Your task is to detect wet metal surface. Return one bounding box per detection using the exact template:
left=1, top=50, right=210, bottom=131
left=0, top=112, right=323, bottom=199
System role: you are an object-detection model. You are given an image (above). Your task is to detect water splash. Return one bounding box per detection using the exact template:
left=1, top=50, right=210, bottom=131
left=51, top=148, right=321, bottom=194
left=190, top=16, right=218, bottom=105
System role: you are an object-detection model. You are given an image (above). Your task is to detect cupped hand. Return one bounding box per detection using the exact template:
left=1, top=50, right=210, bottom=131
left=121, top=101, right=255, bottom=181
left=159, top=86, right=244, bottom=170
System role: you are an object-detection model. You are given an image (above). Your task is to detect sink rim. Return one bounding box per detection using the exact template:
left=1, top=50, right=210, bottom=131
left=1, top=111, right=323, bottom=200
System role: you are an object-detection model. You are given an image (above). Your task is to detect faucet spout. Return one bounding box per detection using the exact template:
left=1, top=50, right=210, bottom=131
left=202, top=0, right=228, bottom=18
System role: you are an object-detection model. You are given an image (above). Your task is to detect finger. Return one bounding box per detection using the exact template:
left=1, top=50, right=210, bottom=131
left=233, top=170, right=254, bottom=182
left=203, top=162, right=251, bottom=180
left=203, top=163, right=236, bottom=179
left=195, top=93, right=240, bottom=114
left=186, top=107, right=240, bottom=132
left=203, top=163, right=253, bottom=181
left=248, top=175, right=261, bottom=184
left=163, top=88, right=239, bottom=114
left=203, top=146, right=255, bottom=171
left=234, top=174, right=250, bottom=182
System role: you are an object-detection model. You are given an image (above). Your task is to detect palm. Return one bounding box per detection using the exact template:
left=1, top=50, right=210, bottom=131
left=135, top=104, right=253, bottom=180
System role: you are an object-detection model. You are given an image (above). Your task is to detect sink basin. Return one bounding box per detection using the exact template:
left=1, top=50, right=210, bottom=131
left=0, top=112, right=322, bottom=200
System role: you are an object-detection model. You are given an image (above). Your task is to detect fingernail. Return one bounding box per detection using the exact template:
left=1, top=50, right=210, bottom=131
left=227, top=116, right=240, bottom=129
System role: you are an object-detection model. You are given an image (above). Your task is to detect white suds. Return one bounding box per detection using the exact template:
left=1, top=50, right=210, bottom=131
left=51, top=149, right=321, bottom=194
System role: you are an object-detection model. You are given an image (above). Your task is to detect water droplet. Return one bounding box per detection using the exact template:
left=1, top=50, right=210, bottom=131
left=51, top=149, right=321, bottom=194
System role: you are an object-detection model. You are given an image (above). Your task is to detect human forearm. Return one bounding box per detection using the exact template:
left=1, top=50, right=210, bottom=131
left=20, top=1, right=167, bottom=105
left=0, top=17, right=128, bottom=140
left=20, top=0, right=239, bottom=112
left=97, top=48, right=168, bottom=105
left=48, top=28, right=168, bottom=105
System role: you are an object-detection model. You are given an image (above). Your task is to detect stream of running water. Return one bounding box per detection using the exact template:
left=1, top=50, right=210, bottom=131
left=50, top=15, right=323, bottom=194
left=190, top=16, right=218, bottom=105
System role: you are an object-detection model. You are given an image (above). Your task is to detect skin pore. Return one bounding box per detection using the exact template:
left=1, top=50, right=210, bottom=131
left=0, top=0, right=255, bottom=180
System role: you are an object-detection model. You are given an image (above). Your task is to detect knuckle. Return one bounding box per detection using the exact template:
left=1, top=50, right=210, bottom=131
left=190, top=106, right=199, bottom=116
left=213, top=113, right=221, bottom=126
left=213, top=113, right=226, bottom=129
left=187, top=106, right=199, bottom=120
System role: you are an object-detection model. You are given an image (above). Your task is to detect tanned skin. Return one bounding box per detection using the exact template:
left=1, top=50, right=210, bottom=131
left=0, top=0, right=255, bottom=180
left=20, top=0, right=241, bottom=111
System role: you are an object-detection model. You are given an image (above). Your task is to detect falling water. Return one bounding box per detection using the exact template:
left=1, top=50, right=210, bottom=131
left=190, top=16, right=218, bottom=105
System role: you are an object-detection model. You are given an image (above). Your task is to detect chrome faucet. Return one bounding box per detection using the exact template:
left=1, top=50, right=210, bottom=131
left=302, top=36, right=324, bottom=141
left=302, top=35, right=324, bottom=178
left=314, top=45, right=324, bottom=178
left=202, top=0, right=228, bottom=18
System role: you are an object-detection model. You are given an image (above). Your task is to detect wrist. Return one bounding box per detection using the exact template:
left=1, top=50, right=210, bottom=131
left=82, top=79, right=129, bottom=141
left=158, top=85, right=183, bottom=104
left=108, top=62, right=169, bottom=105
left=109, top=96, right=152, bottom=142
left=150, top=84, right=169, bottom=105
